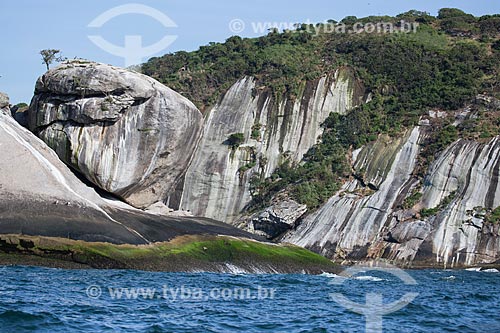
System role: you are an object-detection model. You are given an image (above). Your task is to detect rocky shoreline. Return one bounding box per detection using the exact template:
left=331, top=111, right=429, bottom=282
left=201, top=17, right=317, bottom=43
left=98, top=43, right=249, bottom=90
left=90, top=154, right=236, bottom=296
left=0, top=234, right=338, bottom=274
left=1, top=58, right=499, bottom=270
left=1, top=232, right=497, bottom=272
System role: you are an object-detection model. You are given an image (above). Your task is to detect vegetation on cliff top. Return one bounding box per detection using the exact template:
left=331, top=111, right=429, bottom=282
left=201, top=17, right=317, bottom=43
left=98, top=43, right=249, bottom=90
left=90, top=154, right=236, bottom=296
left=142, top=8, right=500, bottom=209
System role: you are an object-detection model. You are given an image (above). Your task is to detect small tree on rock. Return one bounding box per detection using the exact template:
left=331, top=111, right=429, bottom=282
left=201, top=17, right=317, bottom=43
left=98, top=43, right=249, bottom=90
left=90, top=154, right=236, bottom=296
left=40, top=49, right=63, bottom=70
left=226, top=133, right=245, bottom=150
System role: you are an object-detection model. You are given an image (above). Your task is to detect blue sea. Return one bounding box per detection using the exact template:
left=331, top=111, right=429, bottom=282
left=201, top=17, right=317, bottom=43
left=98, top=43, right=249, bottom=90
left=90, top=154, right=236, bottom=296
left=0, top=266, right=499, bottom=332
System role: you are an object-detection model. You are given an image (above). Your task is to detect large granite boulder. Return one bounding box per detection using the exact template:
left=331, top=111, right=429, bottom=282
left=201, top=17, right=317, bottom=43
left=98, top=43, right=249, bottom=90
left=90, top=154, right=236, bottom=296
left=28, top=60, right=203, bottom=208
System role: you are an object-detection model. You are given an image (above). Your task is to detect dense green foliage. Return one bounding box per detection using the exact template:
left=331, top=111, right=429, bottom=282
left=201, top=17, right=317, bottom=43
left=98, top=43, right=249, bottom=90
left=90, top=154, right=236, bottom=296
left=142, top=9, right=500, bottom=209
left=143, top=32, right=320, bottom=109
left=486, top=206, right=500, bottom=224
left=250, top=135, right=349, bottom=208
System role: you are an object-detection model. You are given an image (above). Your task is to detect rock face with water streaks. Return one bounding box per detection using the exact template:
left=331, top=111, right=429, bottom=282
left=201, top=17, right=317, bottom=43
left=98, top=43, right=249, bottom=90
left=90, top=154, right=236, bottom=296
left=174, top=68, right=365, bottom=222
left=283, top=126, right=500, bottom=268
left=1, top=98, right=142, bottom=244
left=413, top=138, right=500, bottom=266
left=16, top=57, right=500, bottom=268
left=28, top=60, right=203, bottom=208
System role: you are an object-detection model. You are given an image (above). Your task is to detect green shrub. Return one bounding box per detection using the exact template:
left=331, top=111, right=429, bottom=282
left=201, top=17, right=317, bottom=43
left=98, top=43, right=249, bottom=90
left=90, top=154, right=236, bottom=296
left=430, top=125, right=459, bottom=152
left=420, top=207, right=440, bottom=218
left=485, top=206, right=500, bottom=224
left=15, top=102, right=28, bottom=109
left=238, top=161, right=256, bottom=173
left=438, top=8, right=474, bottom=20
left=479, top=15, right=500, bottom=36
left=251, top=123, right=261, bottom=140
left=403, top=191, right=423, bottom=209
left=226, top=133, right=245, bottom=149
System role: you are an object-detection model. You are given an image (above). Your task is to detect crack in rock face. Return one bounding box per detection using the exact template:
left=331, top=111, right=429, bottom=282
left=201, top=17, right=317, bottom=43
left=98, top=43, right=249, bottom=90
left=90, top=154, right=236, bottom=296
left=28, top=60, right=203, bottom=209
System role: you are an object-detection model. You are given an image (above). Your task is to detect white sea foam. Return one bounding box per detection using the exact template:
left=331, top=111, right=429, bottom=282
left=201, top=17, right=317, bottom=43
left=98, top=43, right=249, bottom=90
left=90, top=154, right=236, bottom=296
left=354, top=275, right=385, bottom=282
left=320, top=273, right=384, bottom=282
left=464, top=267, right=499, bottom=273
left=320, top=272, right=344, bottom=279
left=465, top=267, right=482, bottom=272
left=223, top=263, right=249, bottom=275
left=442, top=275, right=456, bottom=280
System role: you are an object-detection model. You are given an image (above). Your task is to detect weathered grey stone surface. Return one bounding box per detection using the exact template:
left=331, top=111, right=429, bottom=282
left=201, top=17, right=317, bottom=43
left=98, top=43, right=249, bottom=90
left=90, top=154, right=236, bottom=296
left=0, top=92, right=9, bottom=109
left=283, top=128, right=422, bottom=260
left=246, top=199, right=307, bottom=239
left=28, top=60, right=203, bottom=208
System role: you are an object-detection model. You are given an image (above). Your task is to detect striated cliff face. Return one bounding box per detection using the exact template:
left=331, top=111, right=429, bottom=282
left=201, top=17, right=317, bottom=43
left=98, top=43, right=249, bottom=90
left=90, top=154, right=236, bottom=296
left=175, top=68, right=365, bottom=222
left=28, top=60, right=203, bottom=209
left=283, top=126, right=500, bottom=267
left=283, top=128, right=422, bottom=258
left=19, top=58, right=499, bottom=267
left=415, top=138, right=500, bottom=266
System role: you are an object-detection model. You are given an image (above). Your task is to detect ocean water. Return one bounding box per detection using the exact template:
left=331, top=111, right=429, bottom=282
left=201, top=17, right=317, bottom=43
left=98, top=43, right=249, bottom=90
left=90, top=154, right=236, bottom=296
left=0, top=266, right=499, bottom=332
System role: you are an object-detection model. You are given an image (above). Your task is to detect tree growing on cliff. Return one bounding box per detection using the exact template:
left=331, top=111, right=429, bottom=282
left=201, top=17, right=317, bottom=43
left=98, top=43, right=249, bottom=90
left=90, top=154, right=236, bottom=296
left=40, top=49, right=64, bottom=71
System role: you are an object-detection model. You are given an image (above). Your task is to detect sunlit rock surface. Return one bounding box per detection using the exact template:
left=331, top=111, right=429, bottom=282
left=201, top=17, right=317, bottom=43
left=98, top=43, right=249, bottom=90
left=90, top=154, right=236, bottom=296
left=28, top=60, right=203, bottom=208
left=0, top=104, right=256, bottom=245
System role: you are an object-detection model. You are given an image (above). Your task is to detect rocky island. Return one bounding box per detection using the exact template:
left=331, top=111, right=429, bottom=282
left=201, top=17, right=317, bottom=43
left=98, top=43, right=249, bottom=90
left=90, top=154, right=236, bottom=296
left=0, top=62, right=336, bottom=273
left=1, top=9, right=500, bottom=271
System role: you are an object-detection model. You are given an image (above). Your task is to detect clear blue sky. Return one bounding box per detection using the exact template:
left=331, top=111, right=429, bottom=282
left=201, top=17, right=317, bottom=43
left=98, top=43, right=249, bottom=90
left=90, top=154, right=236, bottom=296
left=0, top=0, right=499, bottom=104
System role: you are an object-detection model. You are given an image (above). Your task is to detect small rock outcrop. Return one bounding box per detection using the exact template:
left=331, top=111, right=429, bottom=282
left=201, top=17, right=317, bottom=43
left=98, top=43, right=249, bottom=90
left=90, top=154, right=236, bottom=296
left=0, top=92, right=8, bottom=110
left=28, top=60, right=203, bottom=208
left=246, top=199, right=307, bottom=239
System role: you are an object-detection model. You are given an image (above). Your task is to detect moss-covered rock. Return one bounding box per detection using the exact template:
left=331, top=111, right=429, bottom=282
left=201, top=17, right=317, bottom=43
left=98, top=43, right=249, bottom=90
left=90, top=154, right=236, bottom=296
left=0, top=234, right=337, bottom=274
